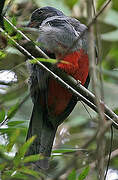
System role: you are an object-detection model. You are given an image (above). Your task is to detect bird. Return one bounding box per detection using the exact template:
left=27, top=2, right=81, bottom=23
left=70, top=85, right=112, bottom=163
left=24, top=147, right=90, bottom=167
left=26, top=6, right=90, bottom=169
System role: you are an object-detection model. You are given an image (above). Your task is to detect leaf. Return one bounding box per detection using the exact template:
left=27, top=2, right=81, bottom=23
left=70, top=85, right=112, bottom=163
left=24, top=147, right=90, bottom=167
left=97, top=0, right=106, bottom=10
left=0, top=51, right=6, bottom=59
left=4, top=19, right=14, bottom=35
left=78, top=166, right=90, bottom=180
left=18, top=167, right=44, bottom=179
left=0, top=108, right=5, bottom=123
left=7, top=103, right=19, bottom=119
left=53, top=148, right=79, bottom=154
left=65, top=0, right=78, bottom=9
left=0, top=162, right=7, bottom=171
left=2, top=170, right=28, bottom=180
left=11, top=16, right=17, bottom=26
left=35, top=0, right=71, bottom=15
left=101, top=30, right=118, bottom=41
left=0, top=84, right=27, bottom=103
left=29, top=57, right=70, bottom=65
left=112, top=0, right=118, bottom=11
left=6, top=129, right=20, bottom=152
left=14, top=32, right=22, bottom=41
left=7, top=120, right=26, bottom=127
left=22, top=154, right=42, bottom=163
left=68, top=169, right=76, bottom=180
left=13, top=136, right=36, bottom=167
left=11, top=171, right=28, bottom=180
left=103, top=10, right=118, bottom=28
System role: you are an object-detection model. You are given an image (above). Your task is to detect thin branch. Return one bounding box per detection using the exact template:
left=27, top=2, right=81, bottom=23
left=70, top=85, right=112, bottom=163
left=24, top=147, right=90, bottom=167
left=3, top=17, right=49, bottom=59
left=87, top=1, right=106, bottom=178
left=66, top=0, right=112, bottom=54
left=89, top=0, right=112, bottom=26
left=2, top=0, right=112, bottom=61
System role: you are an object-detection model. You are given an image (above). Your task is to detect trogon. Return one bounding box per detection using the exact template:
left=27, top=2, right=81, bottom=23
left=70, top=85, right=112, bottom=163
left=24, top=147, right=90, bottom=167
left=26, top=6, right=90, bottom=169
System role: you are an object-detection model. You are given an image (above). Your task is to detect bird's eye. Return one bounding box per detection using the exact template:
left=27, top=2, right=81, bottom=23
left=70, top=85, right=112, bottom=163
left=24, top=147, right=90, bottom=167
left=38, top=10, right=43, bottom=15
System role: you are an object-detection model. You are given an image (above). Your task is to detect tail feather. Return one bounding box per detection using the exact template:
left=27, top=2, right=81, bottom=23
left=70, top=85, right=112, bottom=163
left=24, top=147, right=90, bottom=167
left=40, top=121, right=57, bottom=157
left=26, top=104, right=57, bottom=169
left=26, top=104, right=43, bottom=155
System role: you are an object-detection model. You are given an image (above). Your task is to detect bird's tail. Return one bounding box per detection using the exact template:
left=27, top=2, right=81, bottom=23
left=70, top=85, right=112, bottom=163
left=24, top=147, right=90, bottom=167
left=26, top=104, right=57, bottom=169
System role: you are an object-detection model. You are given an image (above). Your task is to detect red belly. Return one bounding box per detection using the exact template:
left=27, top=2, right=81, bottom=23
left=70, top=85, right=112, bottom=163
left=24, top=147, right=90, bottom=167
left=48, top=49, right=89, bottom=116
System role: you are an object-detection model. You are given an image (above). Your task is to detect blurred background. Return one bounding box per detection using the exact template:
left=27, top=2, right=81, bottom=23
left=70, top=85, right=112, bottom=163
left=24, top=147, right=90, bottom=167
left=0, top=0, right=118, bottom=179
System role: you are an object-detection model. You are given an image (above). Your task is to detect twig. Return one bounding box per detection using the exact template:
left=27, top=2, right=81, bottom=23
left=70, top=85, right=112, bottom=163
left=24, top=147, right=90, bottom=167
left=90, top=148, right=118, bottom=170
left=87, top=0, right=106, bottom=179
left=66, top=0, right=112, bottom=54
left=3, top=16, right=49, bottom=59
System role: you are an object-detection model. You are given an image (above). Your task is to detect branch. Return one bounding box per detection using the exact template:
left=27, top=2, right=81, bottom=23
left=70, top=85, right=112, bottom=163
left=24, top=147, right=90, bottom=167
left=87, top=0, right=106, bottom=179
left=66, top=0, right=112, bottom=54
left=0, top=26, right=118, bottom=128
left=0, top=0, right=118, bottom=128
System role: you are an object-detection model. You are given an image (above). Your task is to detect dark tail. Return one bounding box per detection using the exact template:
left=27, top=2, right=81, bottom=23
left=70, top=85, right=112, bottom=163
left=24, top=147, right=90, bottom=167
left=26, top=104, right=57, bottom=169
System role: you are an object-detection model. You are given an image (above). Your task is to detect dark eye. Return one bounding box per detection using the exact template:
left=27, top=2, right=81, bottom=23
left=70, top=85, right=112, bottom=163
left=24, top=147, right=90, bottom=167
left=38, top=10, right=43, bottom=15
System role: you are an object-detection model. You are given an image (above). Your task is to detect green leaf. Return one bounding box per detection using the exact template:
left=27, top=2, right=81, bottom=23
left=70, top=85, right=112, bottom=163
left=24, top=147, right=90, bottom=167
left=101, top=30, right=118, bottom=41
left=4, top=20, right=14, bottom=35
left=0, top=51, right=6, bottom=59
left=10, top=171, right=28, bottom=180
left=14, top=32, right=22, bottom=41
left=68, top=169, right=76, bottom=180
left=13, top=136, right=36, bottom=167
left=78, top=166, right=90, bottom=180
left=0, top=108, right=5, bottom=123
left=11, top=16, right=17, bottom=26
left=103, top=10, right=118, bottom=28
left=1, top=170, right=28, bottom=180
left=7, top=120, right=26, bottom=127
left=35, top=0, right=71, bottom=15
left=22, top=154, right=42, bottom=163
left=29, top=58, right=58, bottom=64
left=18, top=167, right=44, bottom=179
left=97, top=0, right=106, bottom=10
left=64, top=0, right=78, bottom=9
left=7, top=103, right=19, bottom=119
left=0, top=162, right=7, bottom=171
left=112, top=0, right=118, bottom=11
left=6, top=129, right=20, bottom=152
left=29, top=58, right=69, bottom=65
left=53, top=148, right=79, bottom=154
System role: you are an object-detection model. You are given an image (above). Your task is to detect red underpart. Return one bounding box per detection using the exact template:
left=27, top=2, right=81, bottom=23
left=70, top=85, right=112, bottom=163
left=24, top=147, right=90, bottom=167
left=48, top=49, right=89, bottom=116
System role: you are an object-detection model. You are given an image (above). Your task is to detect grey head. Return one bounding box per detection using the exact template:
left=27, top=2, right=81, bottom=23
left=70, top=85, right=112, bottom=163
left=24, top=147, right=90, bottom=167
left=28, top=6, right=65, bottom=28
left=38, top=16, right=83, bottom=56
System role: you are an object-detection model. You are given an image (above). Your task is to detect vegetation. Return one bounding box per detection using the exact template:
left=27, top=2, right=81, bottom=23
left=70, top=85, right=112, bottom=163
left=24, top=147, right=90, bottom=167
left=0, top=0, right=118, bottom=179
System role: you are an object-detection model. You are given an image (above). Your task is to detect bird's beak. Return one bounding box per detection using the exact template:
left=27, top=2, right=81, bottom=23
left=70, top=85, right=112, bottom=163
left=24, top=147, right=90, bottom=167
left=27, top=21, right=38, bottom=28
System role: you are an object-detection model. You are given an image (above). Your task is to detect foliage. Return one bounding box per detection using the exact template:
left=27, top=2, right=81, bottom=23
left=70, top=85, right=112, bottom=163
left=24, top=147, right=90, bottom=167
left=0, top=0, right=118, bottom=179
left=0, top=127, right=45, bottom=180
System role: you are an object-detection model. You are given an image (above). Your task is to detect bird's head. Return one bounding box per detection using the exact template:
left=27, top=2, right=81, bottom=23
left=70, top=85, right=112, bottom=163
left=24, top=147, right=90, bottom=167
left=28, top=6, right=64, bottom=28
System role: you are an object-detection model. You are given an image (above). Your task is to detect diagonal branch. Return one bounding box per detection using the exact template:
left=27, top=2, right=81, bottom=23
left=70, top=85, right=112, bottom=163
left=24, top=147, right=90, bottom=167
left=0, top=26, right=118, bottom=128
left=0, top=0, right=118, bottom=128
